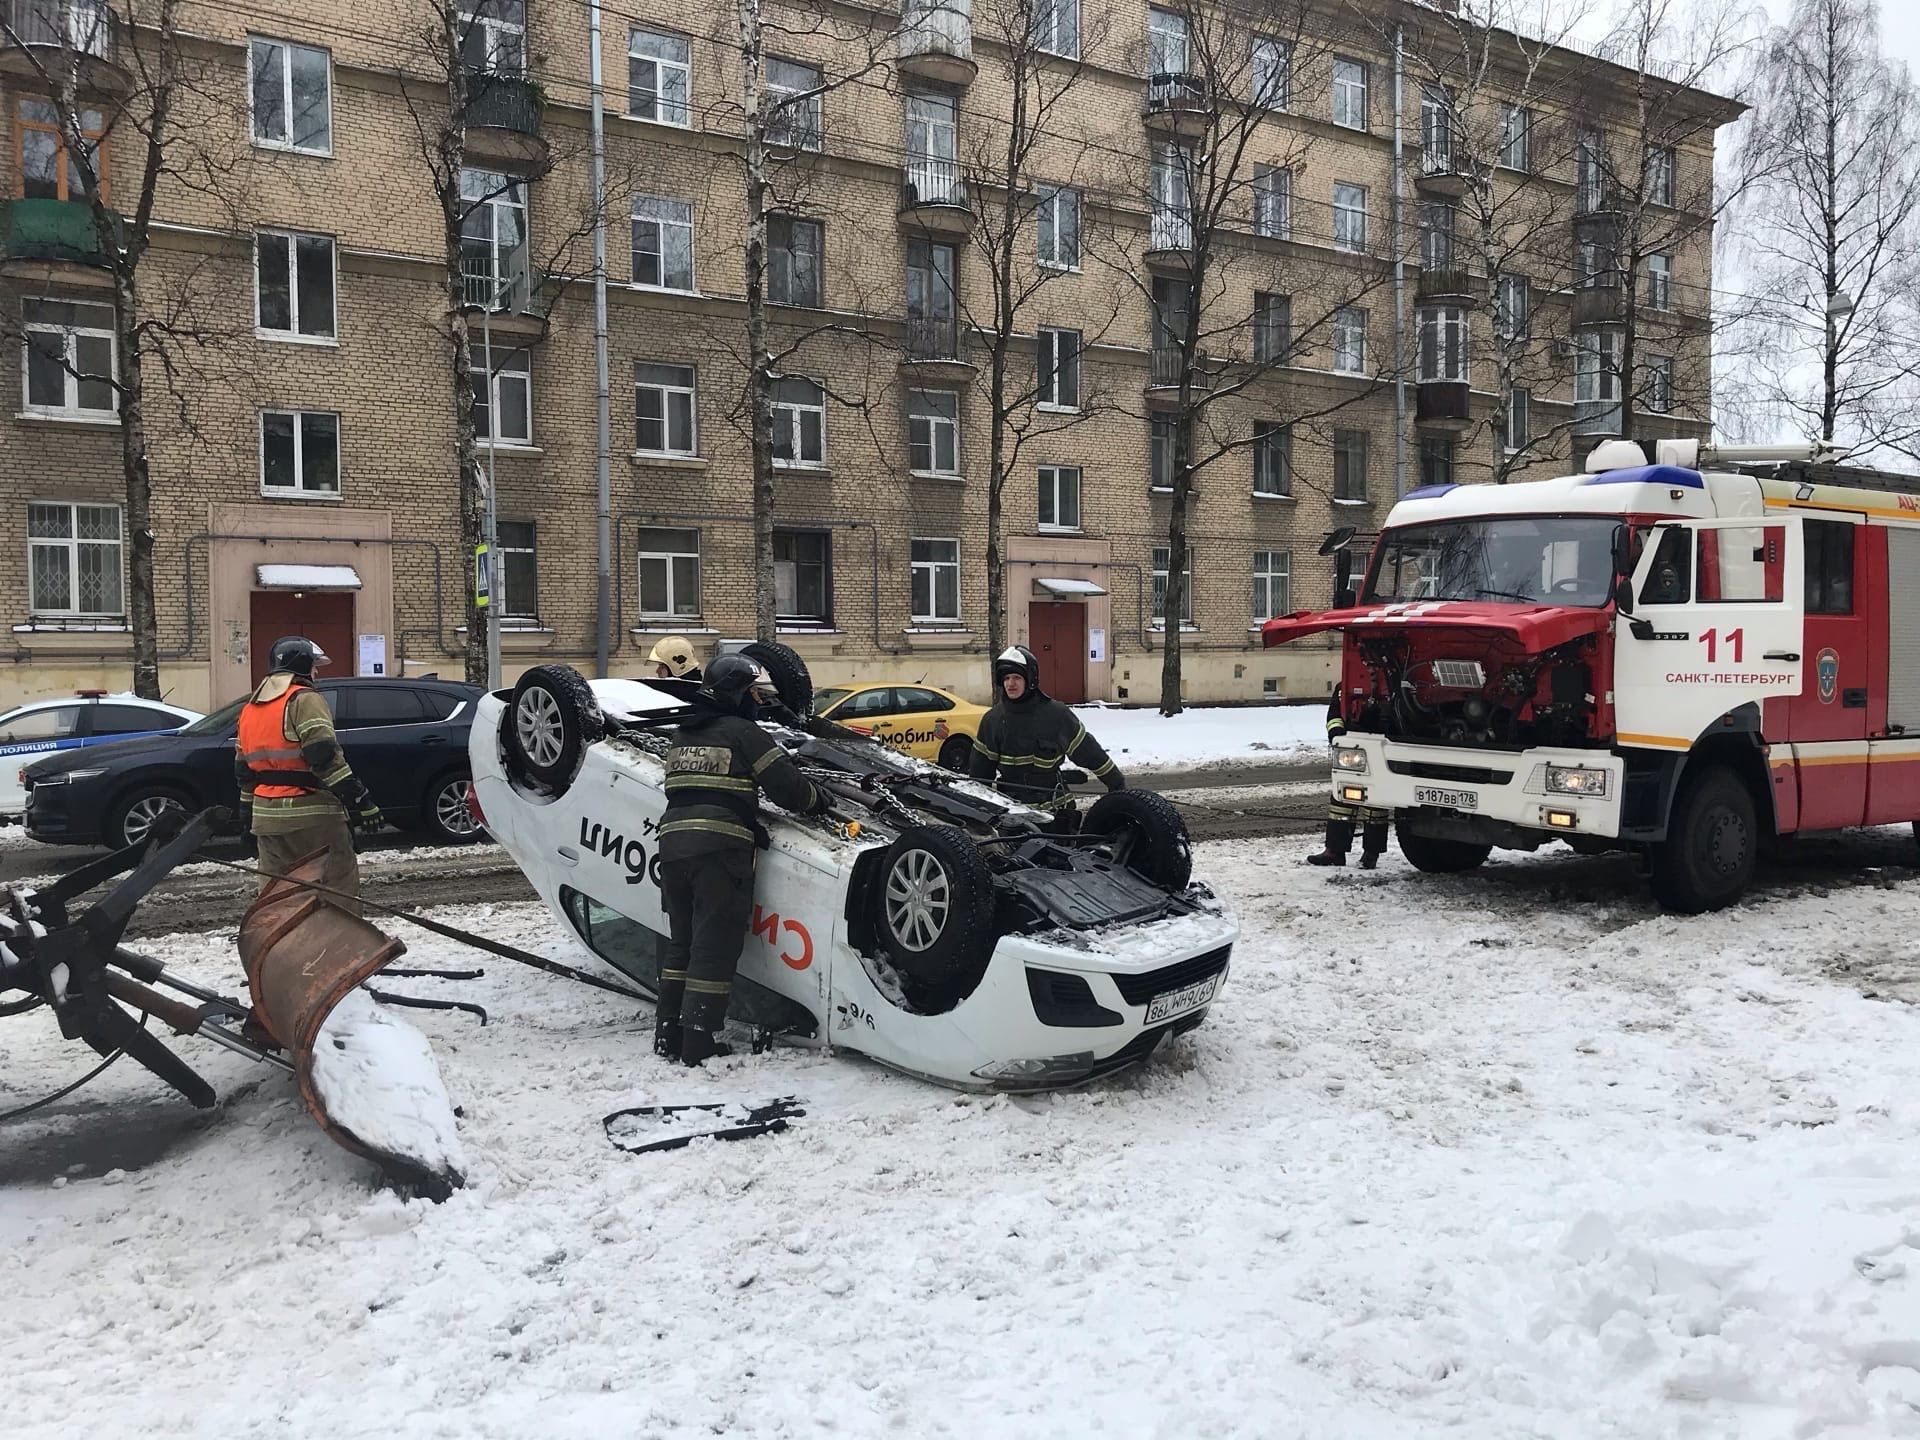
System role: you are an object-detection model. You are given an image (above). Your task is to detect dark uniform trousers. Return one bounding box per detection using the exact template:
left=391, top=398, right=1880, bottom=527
left=657, top=850, right=757, bottom=1034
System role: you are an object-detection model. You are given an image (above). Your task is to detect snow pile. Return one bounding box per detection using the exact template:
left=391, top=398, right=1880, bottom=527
left=309, top=987, right=466, bottom=1191
left=1072, top=701, right=1324, bottom=770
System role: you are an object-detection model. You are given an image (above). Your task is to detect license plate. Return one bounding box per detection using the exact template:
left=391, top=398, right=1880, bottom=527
left=1144, top=973, right=1220, bottom=1024
left=1414, top=786, right=1478, bottom=811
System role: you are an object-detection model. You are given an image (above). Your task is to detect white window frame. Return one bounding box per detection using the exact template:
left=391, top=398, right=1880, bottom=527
left=1498, top=103, right=1530, bottom=171
left=1038, top=464, right=1081, bottom=532
left=1253, top=163, right=1291, bottom=239
left=1645, top=145, right=1674, bottom=207
left=908, top=389, right=960, bottom=475
left=473, top=341, right=533, bottom=447
left=1253, top=291, right=1290, bottom=364
left=1575, top=330, right=1623, bottom=405
left=1578, top=129, right=1604, bottom=212
left=769, top=214, right=823, bottom=307
left=1037, top=327, right=1080, bottom=411
left=1032, top=0, right=1078, bottom=58
left=628, top=28, right=691, bottom=127
left=1036, top=185, right=1081, bottom=271
left=1333, top=181, right=1368, bottom=253
left=1495, top=273, right=1530, bottom=341
left=774, top=529, right=832, bottom=624
left=1252, top=422, right=1291, bottom=497
left=460, top=168, right=530, bottom=311
left=767, top=57, right=824, bottom=151
left=1333, top=429, right=1369, bottom=503
left=1151, top=416, right=1175, bottom=492
left=248, top=36, right=332, bottom=156
left=1332, top=57, right=1368, bottom=130
left=461, top=1, right=526, bottom=74
left=27, top=501, right=123, bottom=618
left=1252, top=549, right=1290, bottom=623
left=258, top=409, right=342, bottom=498
left=1147, top=8, right=1188, bottom=75
left=1151, top=544, right=1194, bottom=627
left=254, top=229, right=337, bottom=343
left=1504, top=388, right=1530, bottom=453
left=631, top=195, right=695, bottom=292
left=634, top=363, right=698, bottom=456
left=1646, top=253, right=1673, bottom=311
left=495, top=518, right=537, bottom=620
left=21, top=301, right=116, bottom=419
left=638, top=526, right=702, bottom=619
left=910, top=538, right=961, bottom=623
left=1419, top=436, right=1455, bottom=489
left=771, top=375, right=826, bottom=468
left=1646, top=354, right=1675, bottom=413
left=1417, top=305, right=1469, bottom=384
left=1333, top=306, right=1367, bottom=375
left=1251, top=35, right=1290, bottom=109
left=1152, top=144, right=1193, bottom=250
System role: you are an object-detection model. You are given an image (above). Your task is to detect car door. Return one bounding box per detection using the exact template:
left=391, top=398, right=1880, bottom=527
left=889, top=686, right=956, bottom=759
left=329, top=684, right=440, bottom=821
left=837, top=688, right=902, bottom=745
left=0, top=705, right=85, bottom=813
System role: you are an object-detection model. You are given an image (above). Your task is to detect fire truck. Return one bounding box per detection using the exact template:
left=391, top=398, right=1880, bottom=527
left=1262, top=438, right=1920, bottom=913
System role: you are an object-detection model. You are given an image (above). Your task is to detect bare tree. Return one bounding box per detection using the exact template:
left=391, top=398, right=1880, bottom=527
left=1722, top=0, right=1920, bottom=463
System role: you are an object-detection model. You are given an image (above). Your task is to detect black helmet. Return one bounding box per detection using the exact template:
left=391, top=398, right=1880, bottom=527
left=699, top=653, right=766, bottom=715
left=992, top=644, right=1041, bottom=699
left=268, top=635, right=329, bottom=679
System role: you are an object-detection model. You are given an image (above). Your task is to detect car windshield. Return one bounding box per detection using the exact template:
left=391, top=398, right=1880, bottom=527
left=1364, top=516, right=1622, bottom=608
left=180, top=697, right=248, bottom=735
left=812, top=686, right=851, bottom=713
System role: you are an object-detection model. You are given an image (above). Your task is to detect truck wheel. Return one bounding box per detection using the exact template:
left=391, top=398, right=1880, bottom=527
left=938, top=735, right=974, bottom=773
left=1395, top=820, right=1492, bottom=874
left=1650, top=764, right=1755, bottom=913
left=741, top=641, right=813, bottom=719
left=504, top=665, right=604, bottom=793
left=1083, top=789, right=1193, bottom=890
left=875, top=825, right=996, bottom=993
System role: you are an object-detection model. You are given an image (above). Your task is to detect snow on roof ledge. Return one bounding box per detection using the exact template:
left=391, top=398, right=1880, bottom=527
left=256, top=563, right=363, bottom=590
left=1034, top=577, right=1106, bottom=597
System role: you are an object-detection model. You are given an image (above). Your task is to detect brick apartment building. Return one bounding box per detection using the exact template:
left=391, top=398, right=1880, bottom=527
left=0, top=0, right=1739, bottom=713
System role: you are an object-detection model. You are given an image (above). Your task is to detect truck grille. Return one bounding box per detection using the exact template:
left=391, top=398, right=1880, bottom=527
left=1111, top=944, right=1231, bottom=1007
left=1386, top=760, right=1514, bottom=785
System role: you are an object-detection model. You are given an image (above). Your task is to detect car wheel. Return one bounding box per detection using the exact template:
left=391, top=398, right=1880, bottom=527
left=422, top=772, right=482, bottom=845
left=741, top=641, right=813, bottom=719
left=1650, top=764, right=1756, bottom=914
left=937, top=735, right=974, bottom=773
left=109, top=785, right=193, bottom=850
left=1082, top=789, right=1194, bottom=890
left=504, top=665, right=604, bottom=793
left=1395, top=820, right=1493, bottom=874
left=875, top=824, right=997, bottom=993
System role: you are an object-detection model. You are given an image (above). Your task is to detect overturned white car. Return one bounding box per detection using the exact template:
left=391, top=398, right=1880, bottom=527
left=468, top=646, right=1237, bottom=1090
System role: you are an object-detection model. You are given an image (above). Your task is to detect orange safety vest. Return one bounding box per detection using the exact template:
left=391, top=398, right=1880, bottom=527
left=238, top=684, right=318, bottom=800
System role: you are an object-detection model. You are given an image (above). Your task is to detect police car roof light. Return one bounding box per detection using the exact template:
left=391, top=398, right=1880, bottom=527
left=75, top=690, right=107, bottom=699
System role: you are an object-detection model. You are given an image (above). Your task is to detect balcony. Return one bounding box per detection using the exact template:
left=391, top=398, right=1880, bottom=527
left=0, top=196, right=120, bottom=281
left=898, top=157, right=973, bottom=238
left=1415, top=265, right=1474, bottom=304
left=1143, top=73, right=1210, bottom=139
left=901, top=314, right=973, bottom=380
left=460, top=248, right=543, bottom=335
left=1572, top=279, right=1628, bottom=326
left=464, top=72, right=548, bottom=172
left=1414, top=380, right=1472, bottom=432
left=1144, top=210, right=1194, bottom=271
left=1414, top=141, right=1470, bottom=199
left=0, top=0, right=128, bottom=92
left=898, top=0, right=974, bottom=86
left=1573, top=398, right=1622, bottom=437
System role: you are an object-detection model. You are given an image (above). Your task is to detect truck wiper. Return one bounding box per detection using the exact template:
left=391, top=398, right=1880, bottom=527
left=1473, top=588, right=1537, bottom=603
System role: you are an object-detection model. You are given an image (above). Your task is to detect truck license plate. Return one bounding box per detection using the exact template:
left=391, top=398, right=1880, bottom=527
left=1414, top=786, right=1478, bottom=811
left=1145, top=974, right=1220, bottom=1024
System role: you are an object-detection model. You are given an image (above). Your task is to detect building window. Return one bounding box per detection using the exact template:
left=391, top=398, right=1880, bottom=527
left=496, top=519, right=536, bottom=619
left=1499, top=104, right=1531, bottom=171
left=28, top=502, right=122, bottom=617
left=1252, top=549, right=1290, bottom=622
left=1253, top=291, right=1290, bottom=364
left=22, top=300, right=115, bottom=418
left=1646, top=253, right=1672, bottom=311
left=1037, top=327, right=1080, bottom=409
left=1333, top=429, right=1368, bottom=502
left=767, top=57, right=823, bottom=150
left=1036, top=185, right=1081, bottom=270
left=1151, top=144, right=1193, bottom=250
left=460, top=169, right=529, bottom=310
left=1038, top=465, right=1081, bottom=531
left=1148, top=7, right=1188, bottom=75
left=1419, top=201, right=1454, bottom=269
left=1421, top=87, right=1454, bottom=172
left=906, top=91, right=961, bottom=205
left=772, top=376, right=826, bottom=466
left=1495, top=273, right=1529, bottom=341
left=250, top=37, right=331, bottom=154
left=18, top=99, right=105, bottom=200
left=1646, top=354, right=1674, bottom=413
left=1151, top=545, right=1193, bottom=626
left=1419, top=437, right=1454, bottom=489
left=1645, top=145, right=1674, bottom=207
left=911, top=538, right=960, bottom=623
left=1252, top=422, right=1291, bottom=497
left=638, top=526, right=701, bottom=617
left=1253, top=164, right=1291, bottom=239
left=1503, top=388, right=1530, bottom=452
left=1032, top=0, right=1078, bottom=58
left=774, top=529, right=831, bottom=623
left=255, top=230, right=336, bottom=340
left=1333, top=305, right=1367, bottom=374
left=908, top=389, right=960, bottom=474
left=907, top=239, right=959, bottom=357
left=1577, top=128, right=1604, bottom=212
left=634, top=362, right=697, bottom=454
left=1575, top=328, right=1623, bottom=431
left=1151, top=415, right=1175, bottom=491
left=1332, top=57, right=1368, bottom=130
left=1252, top=35, right=1290, bottom=108
left=260, top=410, right=341, bottom=496
left=460, top=0, right=526, bottom=73
left=628, top=28, right=690, bottom=126
left=1333, top=181, right=1368, bottom=253
left=473, top=341, right=532, bottom=446
left=769, top=215, right=822, bottom=307
left=1417, top=305, right=1468, bottom=383
left=631, top=196, right=694, bottom=291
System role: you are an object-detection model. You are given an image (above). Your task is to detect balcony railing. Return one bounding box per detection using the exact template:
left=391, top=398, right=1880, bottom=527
left=1149, top=209, right=1192, bottom=252
left=1146, top=71, right=1207, bottom=112
left=1149, top=346, right=1183, bottom=387
left=903, top=156, right=966, bottom=208
left=905, top=314, right=961, bottom=361
left=466, top=71, right=543, bottom=136
left=461, top=247, right=533, bottom=312
left=7, top=0, right=110, bottom=54
left=1, top=196, right=120, bottom=267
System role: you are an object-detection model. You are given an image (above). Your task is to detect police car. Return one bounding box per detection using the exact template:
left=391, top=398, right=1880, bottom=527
left=0, top=693, right=201, bottom=821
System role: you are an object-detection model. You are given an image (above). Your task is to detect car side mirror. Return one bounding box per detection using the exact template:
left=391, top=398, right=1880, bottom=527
left=1613, top=578, right=1635, bottom=615
left=1317, top=526, right=1358, bottom=557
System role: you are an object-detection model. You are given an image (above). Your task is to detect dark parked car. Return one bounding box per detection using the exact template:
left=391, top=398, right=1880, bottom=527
left=23, top=678, right=485, bottom=850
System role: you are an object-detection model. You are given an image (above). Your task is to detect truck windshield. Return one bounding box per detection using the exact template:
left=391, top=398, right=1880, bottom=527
left=1364, top=516, right=1621, bottom=608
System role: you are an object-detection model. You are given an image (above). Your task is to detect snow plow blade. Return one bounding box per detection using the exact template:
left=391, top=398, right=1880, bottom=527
left=240, top=854, right=467, bottom=1201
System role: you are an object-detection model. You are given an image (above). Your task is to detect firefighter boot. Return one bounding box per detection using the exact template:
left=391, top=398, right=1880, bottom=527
left=679, top=1027, right=734, bottom=1067
left=1307, top=818, right=1355, bottom=866
left=1359, top=820, right=1389, bottom=871
left=653, top=1017, right=682, bottom=1061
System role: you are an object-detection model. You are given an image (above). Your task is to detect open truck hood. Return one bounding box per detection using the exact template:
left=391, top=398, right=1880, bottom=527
left=1261, top=600, right=1613, bottom=652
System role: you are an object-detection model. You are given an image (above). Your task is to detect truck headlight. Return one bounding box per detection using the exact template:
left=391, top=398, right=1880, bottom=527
left=1334, top=746, right=1368, bottom=773
left=1545, top=765, right=1608, bottom=798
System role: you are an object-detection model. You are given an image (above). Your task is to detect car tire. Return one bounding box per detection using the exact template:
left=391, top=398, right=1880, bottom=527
left=1650, top=764, right=1755, bottom=914
left=741, top=641, right=813, bottom=719
left=504, top=665, right=604, bottom=794
left=1083, top=789, right=1194, bottom=890
left=875, top=824, right=997, bottom=992
left=1395, top=820, right=1493, bottom=874
left=937, top=735, right=974, bottom=773
left=109, top=784, right=193, bottom=851
left=422, top=771, right=482, bottom=845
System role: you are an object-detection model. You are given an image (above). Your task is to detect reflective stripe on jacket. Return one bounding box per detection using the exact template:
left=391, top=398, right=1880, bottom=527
left=967, top=696, right=1120, bottom=809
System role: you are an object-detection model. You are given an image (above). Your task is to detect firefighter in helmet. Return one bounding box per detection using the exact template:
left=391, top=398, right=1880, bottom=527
left=969, top=644, right=1124, bottom=823
left=654, top=654, right=832, bottom=1066
left=1307, top=688, right=1388, bottom=868
left=646, top=635, right=702, bottom=683
left=234, top=636, right=382, bottom=912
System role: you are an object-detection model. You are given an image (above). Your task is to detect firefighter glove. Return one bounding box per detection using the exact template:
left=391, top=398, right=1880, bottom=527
left=352, top=801, right=384, bottom=833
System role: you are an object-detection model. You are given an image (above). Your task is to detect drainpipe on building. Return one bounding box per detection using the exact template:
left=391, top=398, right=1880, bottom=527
left=589, top=0, right=614, bottom=678
left=1392, top=23, right=1407, bottom=499
left=482, top=300, right=502, bottom=690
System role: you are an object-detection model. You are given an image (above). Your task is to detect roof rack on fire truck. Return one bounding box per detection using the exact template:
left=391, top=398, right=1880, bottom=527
left=1594, top=437, right=1920, bottom=499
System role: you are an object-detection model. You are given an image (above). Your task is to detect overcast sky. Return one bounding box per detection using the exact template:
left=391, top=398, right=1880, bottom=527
left=1761, top=0, right=1920, bottom=72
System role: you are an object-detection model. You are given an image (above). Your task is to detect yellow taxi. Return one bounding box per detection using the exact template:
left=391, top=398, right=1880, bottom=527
left=811, top=682, right=989, bottom=771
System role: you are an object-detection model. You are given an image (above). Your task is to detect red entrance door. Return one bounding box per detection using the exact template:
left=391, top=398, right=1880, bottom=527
left=250, top=590, right=355, bottom=685
left=1029, top=602, right=1087, bottom=703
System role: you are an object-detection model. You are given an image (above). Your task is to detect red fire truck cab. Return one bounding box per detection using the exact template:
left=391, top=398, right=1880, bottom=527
left=1262, top=439, right=1920, bottom=912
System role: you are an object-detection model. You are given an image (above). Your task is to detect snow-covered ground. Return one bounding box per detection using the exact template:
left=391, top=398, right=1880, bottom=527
left=6, top=836, right=1920, bottom=1438
left=1073, top=701, right=1323, bottom=770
